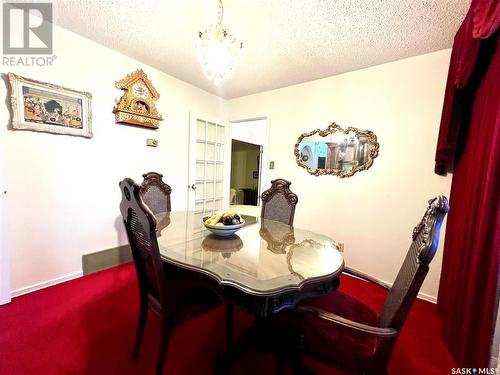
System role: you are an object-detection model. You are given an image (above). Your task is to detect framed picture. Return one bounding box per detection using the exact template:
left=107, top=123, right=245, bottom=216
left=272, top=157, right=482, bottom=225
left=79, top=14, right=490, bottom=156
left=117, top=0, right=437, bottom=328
left=7, top=73, right=92, bottom=138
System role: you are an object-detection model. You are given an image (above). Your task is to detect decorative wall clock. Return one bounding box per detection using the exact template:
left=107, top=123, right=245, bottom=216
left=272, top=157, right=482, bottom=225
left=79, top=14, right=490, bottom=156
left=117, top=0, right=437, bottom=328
left=112, top=69, right=163, bottom=129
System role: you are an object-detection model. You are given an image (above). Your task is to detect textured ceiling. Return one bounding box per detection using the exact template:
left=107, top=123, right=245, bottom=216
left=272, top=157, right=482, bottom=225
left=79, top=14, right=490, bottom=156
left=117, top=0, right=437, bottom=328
left=51, top=0, right=469, bottom=99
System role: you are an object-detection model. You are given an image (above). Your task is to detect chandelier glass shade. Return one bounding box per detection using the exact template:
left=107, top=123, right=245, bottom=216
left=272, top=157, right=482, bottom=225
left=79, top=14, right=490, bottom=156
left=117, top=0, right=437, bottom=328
left=196, top=0, right=242, bottom=85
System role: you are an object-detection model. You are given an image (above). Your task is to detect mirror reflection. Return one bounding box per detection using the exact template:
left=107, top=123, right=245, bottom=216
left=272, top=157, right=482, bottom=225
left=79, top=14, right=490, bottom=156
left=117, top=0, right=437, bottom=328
left=155, top=211, right=171, bottom=236
left=295, top=122, right=379, bottom=178
left=287, top=239, right=338, bottom=280
left=202, top=234, right=243, bottom=258
left=259, top=219, right=295, bottom=254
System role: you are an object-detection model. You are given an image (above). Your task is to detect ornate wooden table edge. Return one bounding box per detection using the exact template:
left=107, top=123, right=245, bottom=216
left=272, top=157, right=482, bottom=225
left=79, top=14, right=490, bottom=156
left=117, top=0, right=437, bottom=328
left=157, top=213, right=345, bottom=374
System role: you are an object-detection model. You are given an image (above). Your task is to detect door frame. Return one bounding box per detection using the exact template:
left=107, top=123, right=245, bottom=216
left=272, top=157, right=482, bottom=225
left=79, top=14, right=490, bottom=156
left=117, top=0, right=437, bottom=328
left=229, top=117, right=269, bottom=206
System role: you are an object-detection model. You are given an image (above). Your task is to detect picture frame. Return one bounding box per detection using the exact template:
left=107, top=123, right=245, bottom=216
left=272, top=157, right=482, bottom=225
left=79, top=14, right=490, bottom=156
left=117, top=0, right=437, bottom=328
left=7, top=73, right=93, bottom=138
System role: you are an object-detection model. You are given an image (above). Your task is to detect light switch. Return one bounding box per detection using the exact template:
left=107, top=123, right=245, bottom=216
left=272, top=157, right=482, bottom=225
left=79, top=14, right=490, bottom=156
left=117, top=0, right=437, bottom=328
left=269, top=161, right=275, bottom=169
left=147, top=138, right=158, bottom=147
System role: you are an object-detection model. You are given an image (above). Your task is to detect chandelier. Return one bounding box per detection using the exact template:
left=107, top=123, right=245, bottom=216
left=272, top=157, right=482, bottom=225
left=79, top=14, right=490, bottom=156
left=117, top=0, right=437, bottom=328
left=196, top=0, right=243, bottom=85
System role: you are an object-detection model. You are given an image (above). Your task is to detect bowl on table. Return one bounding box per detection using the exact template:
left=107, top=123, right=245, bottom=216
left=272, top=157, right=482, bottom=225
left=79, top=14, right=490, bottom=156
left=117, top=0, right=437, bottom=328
left=202, top=211, right=245, bottom=237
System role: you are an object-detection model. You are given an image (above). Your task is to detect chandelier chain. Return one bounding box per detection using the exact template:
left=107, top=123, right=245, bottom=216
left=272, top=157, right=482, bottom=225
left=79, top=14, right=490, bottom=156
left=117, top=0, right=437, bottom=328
left=217, top=0, right=223, bottom=25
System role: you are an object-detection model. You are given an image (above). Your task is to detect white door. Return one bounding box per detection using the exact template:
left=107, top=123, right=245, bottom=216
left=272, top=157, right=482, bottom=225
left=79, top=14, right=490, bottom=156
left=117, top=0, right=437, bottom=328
left=188, top=113, right=230, bottom=214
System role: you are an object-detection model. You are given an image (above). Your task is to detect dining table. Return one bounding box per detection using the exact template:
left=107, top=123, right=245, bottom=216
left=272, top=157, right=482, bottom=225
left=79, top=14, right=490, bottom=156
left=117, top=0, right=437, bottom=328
left=154, top=210, right=344, bottom=372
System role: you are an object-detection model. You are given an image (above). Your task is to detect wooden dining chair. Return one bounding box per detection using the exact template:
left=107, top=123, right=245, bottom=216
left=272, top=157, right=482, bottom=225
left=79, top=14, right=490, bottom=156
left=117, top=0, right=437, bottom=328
left=260, top=178, right=299, bottom=225
left=139, top=172, right=172, bottom=214
left=291, top=195, right=449, bottom=374
left=119, top=178, right=220, bottom=374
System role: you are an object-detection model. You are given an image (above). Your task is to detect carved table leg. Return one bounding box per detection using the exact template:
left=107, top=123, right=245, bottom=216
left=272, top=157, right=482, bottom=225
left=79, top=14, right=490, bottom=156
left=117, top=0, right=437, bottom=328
left=215, top=312, right=315, bottom=375
left=215, top=323, right=257, bottom=375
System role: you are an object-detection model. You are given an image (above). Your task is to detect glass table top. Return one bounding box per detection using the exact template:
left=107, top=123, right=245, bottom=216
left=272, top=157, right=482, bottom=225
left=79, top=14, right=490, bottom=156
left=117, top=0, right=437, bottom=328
left=155, top=211, right=344, bottom=296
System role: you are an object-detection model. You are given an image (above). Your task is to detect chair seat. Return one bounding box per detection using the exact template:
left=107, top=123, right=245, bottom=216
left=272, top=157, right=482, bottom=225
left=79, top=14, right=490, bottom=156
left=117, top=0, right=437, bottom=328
left=298, top=290, right=379, bottom=370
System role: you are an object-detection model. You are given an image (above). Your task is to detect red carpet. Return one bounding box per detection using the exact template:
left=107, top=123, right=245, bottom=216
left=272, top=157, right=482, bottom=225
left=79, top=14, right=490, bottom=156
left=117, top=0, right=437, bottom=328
left=0, top=263, right=456, bottom=374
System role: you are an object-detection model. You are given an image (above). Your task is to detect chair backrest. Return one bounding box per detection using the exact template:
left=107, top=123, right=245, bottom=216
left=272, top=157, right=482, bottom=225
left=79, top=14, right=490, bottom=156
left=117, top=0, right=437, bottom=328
left=119, top=178, right=167, bottom=306
left=260, top=178, right=298, bottom=225
left=139, top=172, right=172, bottom=215
left=379, top=196, right=449, bottom=330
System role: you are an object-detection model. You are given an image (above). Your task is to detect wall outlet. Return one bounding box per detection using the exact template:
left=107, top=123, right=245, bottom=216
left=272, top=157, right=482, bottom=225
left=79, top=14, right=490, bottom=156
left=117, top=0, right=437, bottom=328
left=147, top=138, right=158, bottom=147
left=337, top=242, right=344, bottom=252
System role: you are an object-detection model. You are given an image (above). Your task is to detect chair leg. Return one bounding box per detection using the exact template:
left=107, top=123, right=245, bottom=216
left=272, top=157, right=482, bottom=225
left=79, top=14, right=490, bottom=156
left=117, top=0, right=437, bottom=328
left=156, top=319, right=173, bottom=375
left=131, top=296, right=148, bottom=361
left=276, top=352, right=286, bottom=375
left=226, top=303, right=234, bottom=351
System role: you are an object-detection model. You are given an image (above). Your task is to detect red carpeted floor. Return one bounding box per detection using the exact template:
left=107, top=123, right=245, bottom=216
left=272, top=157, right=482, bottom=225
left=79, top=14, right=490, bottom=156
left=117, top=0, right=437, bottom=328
left=0, top=262, right=456, bottom=374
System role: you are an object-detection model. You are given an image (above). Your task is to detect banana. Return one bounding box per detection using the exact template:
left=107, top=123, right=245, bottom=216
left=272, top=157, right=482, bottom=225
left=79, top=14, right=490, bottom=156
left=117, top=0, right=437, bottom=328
left=206, top=213, right=222, bottom=225
left=212, top=213, right=222, bottom=225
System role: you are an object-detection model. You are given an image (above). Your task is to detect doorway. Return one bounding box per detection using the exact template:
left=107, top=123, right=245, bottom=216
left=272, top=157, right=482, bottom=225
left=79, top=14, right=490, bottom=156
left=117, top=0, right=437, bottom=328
left=229, top=118, right=268, bottom=217
left=230, top=140, right=262, bottom=207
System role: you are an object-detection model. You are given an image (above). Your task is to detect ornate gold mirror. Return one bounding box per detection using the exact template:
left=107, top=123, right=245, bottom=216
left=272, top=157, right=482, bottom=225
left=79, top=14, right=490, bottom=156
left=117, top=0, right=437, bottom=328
left=294, top=122, right=379, bottom=178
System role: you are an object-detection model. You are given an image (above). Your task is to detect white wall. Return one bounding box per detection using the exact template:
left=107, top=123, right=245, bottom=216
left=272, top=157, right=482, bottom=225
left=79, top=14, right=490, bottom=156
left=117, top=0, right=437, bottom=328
left=232, top=119, right=268, bottom=146
left=1, top=22, right=228, bottom=293
left=0, top=135, right=10, bottom=304
left=492, top=302, right=500, bottom=369
left=229, top=49, right=452, bottom=300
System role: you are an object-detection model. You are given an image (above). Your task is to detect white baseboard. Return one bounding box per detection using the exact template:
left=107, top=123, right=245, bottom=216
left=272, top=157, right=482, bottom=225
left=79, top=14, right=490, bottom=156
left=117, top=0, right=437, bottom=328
left=348, top=273, right=437, bottom=304
left=10, top=271, right=83, bottom=299
left=8, top=270, right=438, bottom=304
left=0, top=294, right=11, bottom=305
left=417, top=291, right=437, bottom=304
left=381, top=278, right=438, bottom=304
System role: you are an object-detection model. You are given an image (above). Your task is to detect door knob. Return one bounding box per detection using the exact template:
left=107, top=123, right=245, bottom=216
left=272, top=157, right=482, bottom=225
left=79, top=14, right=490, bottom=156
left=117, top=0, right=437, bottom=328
left=190, top=184, right=197, bottom=190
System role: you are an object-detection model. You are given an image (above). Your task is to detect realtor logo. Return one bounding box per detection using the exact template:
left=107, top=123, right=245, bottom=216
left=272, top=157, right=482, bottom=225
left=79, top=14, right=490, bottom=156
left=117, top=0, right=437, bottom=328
left=3, top=2, right=53, bottom=54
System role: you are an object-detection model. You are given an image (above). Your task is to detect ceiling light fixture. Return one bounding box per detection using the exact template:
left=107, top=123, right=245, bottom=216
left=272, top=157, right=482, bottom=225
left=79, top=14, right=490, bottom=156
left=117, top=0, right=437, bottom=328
left=196, top=0, right=243, bottom=85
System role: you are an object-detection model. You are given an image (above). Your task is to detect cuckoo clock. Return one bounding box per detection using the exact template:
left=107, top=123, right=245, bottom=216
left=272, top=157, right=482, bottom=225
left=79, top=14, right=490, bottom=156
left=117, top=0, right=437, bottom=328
left=112, top=69, right=163, bottom=129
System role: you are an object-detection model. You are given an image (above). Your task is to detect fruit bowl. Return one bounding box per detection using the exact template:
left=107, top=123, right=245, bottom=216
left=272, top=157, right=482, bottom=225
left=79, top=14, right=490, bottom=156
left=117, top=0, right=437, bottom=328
left=203, top=211, right=245, bottom=237
left=203, top=221, right=244, bottom=237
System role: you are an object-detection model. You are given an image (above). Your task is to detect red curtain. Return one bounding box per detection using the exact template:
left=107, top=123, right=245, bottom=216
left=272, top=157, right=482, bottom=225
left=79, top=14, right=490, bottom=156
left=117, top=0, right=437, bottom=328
left=435, top=0, right=500, bottom=368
